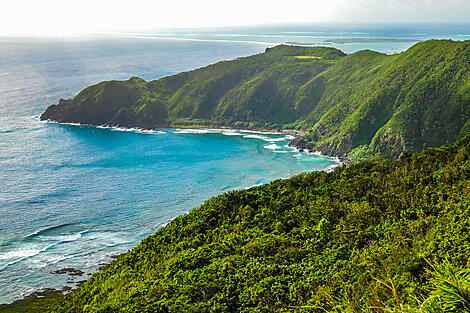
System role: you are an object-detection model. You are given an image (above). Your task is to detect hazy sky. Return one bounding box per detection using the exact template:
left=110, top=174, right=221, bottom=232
left=1, top=0, right=469, bottom=36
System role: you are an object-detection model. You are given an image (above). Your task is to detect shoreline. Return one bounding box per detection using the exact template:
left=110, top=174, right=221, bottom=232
left=3, top=118, right=343, bottom=307
left=39, top=118, right=345, bottom=164
left=39, top=118, right=303, bottom=135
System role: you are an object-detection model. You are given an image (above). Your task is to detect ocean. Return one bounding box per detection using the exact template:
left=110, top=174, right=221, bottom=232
left=1, top=24, right=469, bottom=303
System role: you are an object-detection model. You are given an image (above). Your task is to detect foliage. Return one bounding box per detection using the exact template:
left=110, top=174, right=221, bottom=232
left=40, top=40, right=470, bottom=159
left=424, top=260, right=470, bottom=312
left=36, top=135, right=470, bottom=312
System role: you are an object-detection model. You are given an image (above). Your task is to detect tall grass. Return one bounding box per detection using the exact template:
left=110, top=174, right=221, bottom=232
left=319, top=261, right=470, bottom=313
left=424, top=260, right=470, bottom=313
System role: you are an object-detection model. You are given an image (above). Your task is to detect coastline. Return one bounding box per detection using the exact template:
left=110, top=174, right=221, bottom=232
left=40, top=118, right=345, bottom=165
left=1, top=118, right=344, bottom=308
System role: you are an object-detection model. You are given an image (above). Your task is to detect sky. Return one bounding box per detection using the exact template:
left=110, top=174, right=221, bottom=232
left=1, top=0, right=469, bottom=36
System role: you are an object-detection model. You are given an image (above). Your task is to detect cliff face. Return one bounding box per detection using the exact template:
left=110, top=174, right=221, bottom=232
left=41, top=40, right=470, bottom=159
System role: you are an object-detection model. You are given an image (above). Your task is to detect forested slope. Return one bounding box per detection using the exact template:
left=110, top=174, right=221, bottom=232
left=41, top=40, right=470, bottom=160
left=43, top=135, right=470, bottom=312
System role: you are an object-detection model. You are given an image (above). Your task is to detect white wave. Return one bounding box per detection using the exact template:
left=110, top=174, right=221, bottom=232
left=222, top=131, right=242, bottom=136
left=243, top=134, right=269, bottom=140
left=273, top=150, right=288, bottom=153
left=96, top=125, right=166, bottom=135
left=46, top=254, right=76, bottom=265
left=0, top=241, right=60, bottom=272
left=174, top=129, right=214, bottom=134
left=86, top=232, right=130, bottom=247
left=243, top=182, right=265, bottom=190
left=264, top=144, right=281, bottom=150
left=293, top=154, right=302, bottom=157
left=310, top=150, right=341, bottom=162
left=325, top=163, right=341, bottom=172
left=135, top=129, right=165, bottom=135
left=0, top=249, right=41, bottom=260
left=46, top=120, right=81, bottom=127
left=332, top=156, right=342, bottom=164
left=242, top=133, right=295, bottom=142
left=110, top=127, right=139, bottom=132
left=238, top=129, right=282, bottom=135
left=44, top=232, right=83, bottom=243
left=265, top=137, right=286, bottom=142
left=299, top=148, right=342, bottom=165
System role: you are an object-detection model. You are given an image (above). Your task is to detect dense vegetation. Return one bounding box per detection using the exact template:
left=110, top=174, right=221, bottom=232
left=41, top=40, right=470, bottom=159
left=30, top=40, right=470, bottom=312
left=17, top=134, right=463, bottom=312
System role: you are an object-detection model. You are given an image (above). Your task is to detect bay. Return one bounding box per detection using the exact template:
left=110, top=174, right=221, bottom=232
left=3, top=23, right=469, bottom=303
left=0, top=36, right=337, bottom=303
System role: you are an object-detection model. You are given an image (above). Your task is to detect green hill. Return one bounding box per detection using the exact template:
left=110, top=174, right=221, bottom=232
left=26, top=40, right=470, bottom=312
left=40, top=40, right=470, bottom=160
left=15, top=135, right=461, bottom=312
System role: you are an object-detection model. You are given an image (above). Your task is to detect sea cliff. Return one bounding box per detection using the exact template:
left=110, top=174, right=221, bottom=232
left=41, top=40, right=470, bottom=160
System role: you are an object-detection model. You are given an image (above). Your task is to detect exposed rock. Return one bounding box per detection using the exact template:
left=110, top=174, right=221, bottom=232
left=51, top=267, right=84, bottom=276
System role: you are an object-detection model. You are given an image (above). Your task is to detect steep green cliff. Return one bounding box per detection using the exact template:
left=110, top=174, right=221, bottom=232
left=41, top=40, right=470, bottom=160
left=292, top=40, right=470, bottom=159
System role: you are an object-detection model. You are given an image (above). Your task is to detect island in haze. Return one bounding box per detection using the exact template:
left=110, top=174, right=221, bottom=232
left=41, top=40, right=470, bottom=161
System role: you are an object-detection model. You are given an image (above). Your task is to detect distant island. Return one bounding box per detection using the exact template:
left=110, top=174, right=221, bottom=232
left=323, top=37, right=420, bottom=44
left=41, top=40, right=470, bottom=161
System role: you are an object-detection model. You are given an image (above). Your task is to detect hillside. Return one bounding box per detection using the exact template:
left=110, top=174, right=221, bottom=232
left=16, top=134, right=463, bottom=312
left=40, top=40, right=470, bottom=160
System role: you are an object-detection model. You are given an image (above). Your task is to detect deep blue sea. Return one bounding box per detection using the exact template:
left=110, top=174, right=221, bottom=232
left=1, top=24, right=469, bottom=303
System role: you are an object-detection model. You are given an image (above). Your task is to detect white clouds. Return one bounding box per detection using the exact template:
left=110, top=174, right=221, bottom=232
left=333, top=0, right=470, bottom=23
left=0, top=0, right=469, bottom=36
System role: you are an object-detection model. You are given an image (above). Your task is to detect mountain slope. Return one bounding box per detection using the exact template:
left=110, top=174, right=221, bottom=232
left=293, top=39, right=470, bottom=159
left=47, top=135, right=470, bottom=312
left=41, top=40, right=470, bottom=159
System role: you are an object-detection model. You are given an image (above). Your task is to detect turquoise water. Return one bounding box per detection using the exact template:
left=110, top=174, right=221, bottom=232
left=0, top=36, right=338, bottom=303
left=1, top=24, right=470, bottom=303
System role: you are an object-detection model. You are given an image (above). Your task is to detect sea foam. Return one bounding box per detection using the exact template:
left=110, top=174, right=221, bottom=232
left=264, top=144, right=281, bottom=150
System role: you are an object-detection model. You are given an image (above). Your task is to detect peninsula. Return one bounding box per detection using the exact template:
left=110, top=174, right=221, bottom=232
left=41, top=40, right=470, bottom=160
left=22, top=39, right=470, bottom=313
